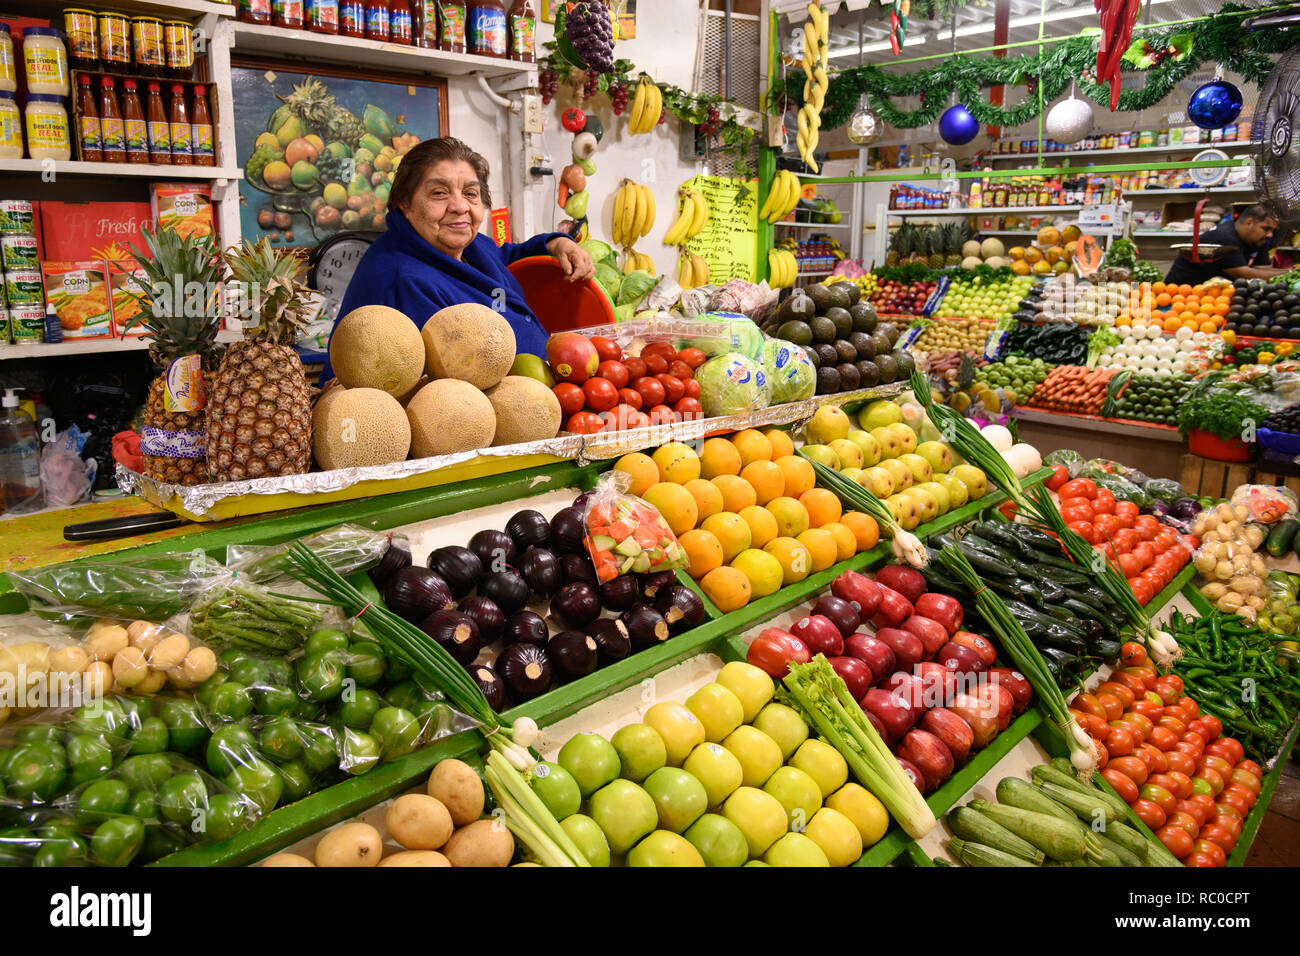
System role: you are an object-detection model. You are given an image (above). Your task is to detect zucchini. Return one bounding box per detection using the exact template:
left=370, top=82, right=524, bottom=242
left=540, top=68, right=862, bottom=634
left=1033, top=778, right=1120, bottom=824
left=1104, top=820, right=1158, bottom=864
left=1094, top=831, right=1144, bottom=868
left=969, top=800, right=1087, bottom=862
left=1267, top=519, right=1299, bottom=558
left=947, top=806, right=1045, bottom=864
left=996, top=777, right=1078, bottom=826
left=1032, top=764, right=1129, bottom=819
left=947, top=838, right=1038, bottom=867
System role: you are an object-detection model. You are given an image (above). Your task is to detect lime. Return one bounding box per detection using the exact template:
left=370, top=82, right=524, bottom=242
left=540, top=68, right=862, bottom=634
left=304, top=628, right=350, bottom=657
left=66, top=733, right=117, bottom=786
left=274, top=759, right=312, bottom=802
left=119, top=696, right=157, bottom=722
left=69, top=698, right=129, bottom=737
left=3, top=743, right=67, bottom=802
left=194, top=673, right=230, bottom=711
left=382, top=680, right=422, bottom=714
left=338, top=728, right=381, bottom=775
left=128, top=789, right=157, bottom=820
left=91, top=816, right=145, bottom=867
left=206, top=725, right=258, bottom=777
left=369, top=706, right=419, bottom=761
left=129, top=717, right=170, bottom=755
left=114, top=753, right=173, bottom=792
left=160, top=699, right=207, bottom=753
left=76, top=778, right=131, bottom=824
left=415, top=702, right=454, bottom=741
left=254, top=684, right=299, bottom=716
left=34, top=833, right=87, bottom=867
left=224, top=758, right=283, bottom=815
left=264, top=658, right=293, bottom=686
left=528, top=761, right=582, bottom=819
left=219, top=648, right=252, bottom=670
left=14, top=725, right=62, bottom=747
left=258, top=716, right=304, bottom=763
left=141, top=823, right=187, bottom=861
left=158, top=772, right=208, bottom=826
left=207, top=680, right=255, bottom=721
left=345, top=641, right=386, bottom=686
left=203, top=791, right=252, bottom=843
left=293, top=697, right=324, bottom=721
left=338, top=688, right=384, bottom=730
left=296, top=650, right=346, bottom=701
left=299, top=725, right=337, bottom=775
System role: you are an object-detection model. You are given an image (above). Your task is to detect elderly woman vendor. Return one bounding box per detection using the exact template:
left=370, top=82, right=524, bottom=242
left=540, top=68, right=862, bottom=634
left=320, top=137, right=594, bottom=382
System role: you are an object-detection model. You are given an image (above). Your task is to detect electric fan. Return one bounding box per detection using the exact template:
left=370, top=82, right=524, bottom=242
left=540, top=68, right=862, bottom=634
left=1254, top=45, right=1300, bottom=223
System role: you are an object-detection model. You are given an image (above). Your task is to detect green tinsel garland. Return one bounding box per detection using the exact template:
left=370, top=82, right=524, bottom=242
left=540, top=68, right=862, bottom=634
left=772, top=3, right=1293, bottom=131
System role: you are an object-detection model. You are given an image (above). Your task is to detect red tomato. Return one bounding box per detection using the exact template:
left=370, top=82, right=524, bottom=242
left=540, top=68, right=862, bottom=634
left=589, top=335, right=623, bottom=362
left=1185, top=718, right=1216, bottom=743
left=676, top=347, right=707, bottom=369
left=1093, top=513, right=1123, bottom=541
left=1061, top=506, right=1094, bottom=526
left=1095, top=693, right=1125, bottom=722
left=1060, top=496, right=1094, bottom=513
left=1126, top=666, right=1159, bottom=690
left=1118, top=552, right=1144, bottom=577
left=1093, top=737, right=1109, bottom=770
left=1066, top=521, right=1097, bottom=543
left=1108, top=755, right=1149, bottom=786
left=1116, top=670, right=1151, bottom=695
left=1093, top=488, right=1117, bottom=509
left=1133, top=520, right=1159, bottom=542
left=1194, top=766, right=1225, bottom=796
left=1045, top=464, right=1070, bottom=491
left=1191, top=839, right=1227, bottom=867
left=1214, top=801, right=1244, bottom=822
left=627, top=409, right=651, bottom=429
left=1058, top=478, right=1097, bottom=499
left=582, top=376, right=619, bottom=412
left=642, top=353, right=669, bottom=376
left=666, top=360, right=694, bottom=380
left=1183, top=852, right=1220, bottom=868
left=1138, top=742, right=1169, bottom=774
left=655, top=373, right=685, bottom=404
left=1206, top=737, right=1244, bottom=766
left=646, top=404, right=677, bottom=425
left=623, top=356, right=647, bottom=380
left=1159, top=716, right=1187, bottom=738
left=1164, top=703, right=1192, bottom=724
left=561, top=107, right=587, bottom=132
left=1102, top=767, right=1141, bottom=803
left=618, top=387, right=643, bottom=410
left=1132, top=798, right=1167, bottom=830
left=1212, top=813, right=1243, bottom=839
left=1073, top=692, right=1107, bottom=719
left=1189, top=792, right=1218, bottom=818
left=1202, top=754, right=1234, bottom=779
left=1164, top=810, right=1202, bottom=839
left=1199, top=714, right=1223, bottom=738
left=1217, top=787, right=1252, bottom=816
left=673, top=396, right=703, bottom=420
left=1165, top=770, right=1194, bottom=799
left=1113, top=528, right=1141, bottom=553
left=1221, top=782, right=1257, bottom=809
left=998, top=501, right=1018, bottom=521
left=682, top=378, right=702, bottom=399
left=746, top=629, right=811, bottom=677
left=1120, top=641, right=1148, bottom=667
left=641, top=341, right=677, bottom=362
left=1157, top=825, right=1194, bottom=859
left=1098, top=681, right=1136, bottom=709
left=1105, top=724, right=1136, bottom=756
left=553, top=382, right=586, bottom=416
left=1080, top=712, right=1110, bottom=739
left=1164, top=749, right=1197, bottom=777
left=1115, top=716, right=1146, bottom=744
left=1128, top=692, right=1163, bottom=716
left=1175, top=735, right=1206, bottom=758
left=1235, top=759, right=1262, bottom=778
left=1153, top=530, right=1179, bottom=554
left=1176, top=798, right=1210, bottom=827
left=1091, top=496, right=1116, bottom=517
left=565, top=411, right=605, bottom=434
left=1148, top=726, right=1179, bottom=753
left=596, top=360, right=630, bottom=389
left=1114, top=500, right=1140, bottom=522
left=631, top=376, right=666, bottom=408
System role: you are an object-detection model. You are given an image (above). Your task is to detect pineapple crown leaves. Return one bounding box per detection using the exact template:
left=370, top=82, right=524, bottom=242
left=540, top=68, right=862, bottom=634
left=957, top=353, right=977, bottom=390
left=222, top=237, right=315, bottom=346
left=123, top=226, right=224, bottom=364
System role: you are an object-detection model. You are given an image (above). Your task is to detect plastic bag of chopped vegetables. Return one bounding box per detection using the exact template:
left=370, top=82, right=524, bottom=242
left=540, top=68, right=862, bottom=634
left=1087, top=471, right=1153, bottom=507
left=580, top=470, right=688, bottom=583
left=1042, top=448, right=1085, bottom=476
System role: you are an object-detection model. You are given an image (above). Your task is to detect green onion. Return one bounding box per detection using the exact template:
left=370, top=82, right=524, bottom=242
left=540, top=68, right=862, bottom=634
left=778, top=655, right=936, bottom=839
left=799, top=453, right=929, bottom=567
left=483, top=752, right=591, bottom=867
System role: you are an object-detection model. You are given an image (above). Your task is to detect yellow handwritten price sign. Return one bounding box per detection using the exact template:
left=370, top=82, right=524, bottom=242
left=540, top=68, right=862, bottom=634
left=681, top=175, right=759, bottom=284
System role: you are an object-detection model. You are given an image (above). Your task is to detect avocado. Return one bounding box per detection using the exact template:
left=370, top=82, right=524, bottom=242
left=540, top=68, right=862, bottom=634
left=805, top=284, right=836, bottom=313
left=825, top=283, right=852, bottom=311
left=892, top=350, right=916, bottom=378
left=849, top=302, right=878, bottom=334
left=840, top=282, right=862, bottom=307
left=813, top=343, right=838, bottom=367
left=810, top=315, right=837, bottom=344
left=849, top=331, right=876, bottom=360
left=855, top=360, right=880, bottom=388
left=876, top=353, right=898, bottom=384
left=777, top=320, right=813, bottom=346
left=816, top=366, right=842, bottom=394
left=834, top=339, right=858, bottom=364
left=836, top=363, right=861, bottom=391
left=883, top=324, right=901, bottom=347
left=871, top=330, right=892, bottom=355
left=805, top=345, right=821, bottom=369
left=825, top=307, right=853, bottom=338
left=773, top=295, right=810, bottom=325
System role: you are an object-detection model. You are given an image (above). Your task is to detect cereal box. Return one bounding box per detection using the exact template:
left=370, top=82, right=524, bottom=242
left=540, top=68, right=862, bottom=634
left=109, top=265, right=149, bottom=337
left=150, top=183, right=215, bottom=242
left=38, top=201, right=152, bottom=265
left=41, top=260, right=114, bottom=339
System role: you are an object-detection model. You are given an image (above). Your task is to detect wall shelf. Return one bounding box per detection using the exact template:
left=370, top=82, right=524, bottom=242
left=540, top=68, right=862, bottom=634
left=983, top=140, right=1259, bottom=161
left=0, top=159, right=244, bottom=181
left=0, top=330, right=241, bottom=361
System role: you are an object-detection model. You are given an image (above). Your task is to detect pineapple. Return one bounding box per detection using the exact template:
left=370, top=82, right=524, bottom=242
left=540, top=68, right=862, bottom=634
left=927, top=227, right=946, bottom=269
left=279, top=77, right=366, bottom=148
left=886, top=224, right=906, bottom=267
left=913, top=227, right=932, bottom=266
left=206, top=239, right=315, bottom=482
left=124, top=227, right=224, bottom=487
left=943, top=223, right=964, bottom=267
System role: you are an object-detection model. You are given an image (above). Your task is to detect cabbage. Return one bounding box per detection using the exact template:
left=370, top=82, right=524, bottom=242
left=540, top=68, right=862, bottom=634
left=696, top=352, right=771, bottom=418
left=580, top=238, right=616, bottom=269
left=681, top=311, right=765, bottom=360
left=618, top=269, right=658, bottom=308
left=763, top=339, right=816, bottom=403
left=594, top=262, right=622, bottom=302
left=613, top=303, right=636, bottom=321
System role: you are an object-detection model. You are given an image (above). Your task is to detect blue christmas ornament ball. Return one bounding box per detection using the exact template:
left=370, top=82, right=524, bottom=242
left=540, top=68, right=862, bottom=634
left=939, top=105, right=979, bottom=145
left=1187, top=80, right=1243, bottom=130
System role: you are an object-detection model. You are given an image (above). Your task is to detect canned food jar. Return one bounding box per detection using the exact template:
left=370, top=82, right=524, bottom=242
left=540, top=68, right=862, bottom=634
left=64, top=8, right=99, bottom=69
left=23, top=94, right=71, bottom=160
left=5, top=269, right=45, bottom=307
left=0, top=200, right=35, bottom=235
left=10, top=305, right=45, bottom=343
left=0, top=90, right=21, bottom=158
left=21, top=27, right=70, bottom=97
left=0, top=308, right=10, bottom=343
left=99, top=12, right=131, bottom=69
left=2, top=235, right=38, bottom=271
left=131, top=16, right=165, bottom=76
left=0, top=23, right=15, bottom=93
left=164, top=20, right=194, bottom=78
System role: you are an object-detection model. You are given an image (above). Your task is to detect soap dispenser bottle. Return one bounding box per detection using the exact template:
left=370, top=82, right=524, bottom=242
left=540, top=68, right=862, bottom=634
left=0, top=388, right=44, bottom=514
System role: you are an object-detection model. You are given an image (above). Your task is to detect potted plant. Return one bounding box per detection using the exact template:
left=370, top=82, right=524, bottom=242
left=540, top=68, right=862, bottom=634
left=1177, top=391, right=1269, bottom=462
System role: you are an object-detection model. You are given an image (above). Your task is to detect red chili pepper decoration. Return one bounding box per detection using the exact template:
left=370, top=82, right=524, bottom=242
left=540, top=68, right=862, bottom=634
left=1096, top=0, right=1140, bottom=110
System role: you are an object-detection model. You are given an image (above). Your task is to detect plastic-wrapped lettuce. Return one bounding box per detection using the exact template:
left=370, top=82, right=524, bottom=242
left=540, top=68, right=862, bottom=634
left=680, top=311, right=765, bottom=360
left=763, top=338, right=816, bottom=403
left=696, top=352, right=771, bottom=417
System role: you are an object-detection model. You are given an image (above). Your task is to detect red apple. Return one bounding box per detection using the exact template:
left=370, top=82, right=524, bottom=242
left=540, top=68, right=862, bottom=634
left=874, top=627, right=923, bottom=673
left=951, top=630, right=997, bottom=668
left=936, top=641, right=987, bottom=676
left=861, top=688, right=915, bottom=745
left=895, top=757, right=925, bottom=793
left=897, top=728, right=954, bottom=791
left=883, top=671, right=926, bottom=721
left=870, top=585, right=914, bottom=630
left=921, top=708, right=974, bottom=765
left=860, top=706, right=888, bottom=740
left=900, top=615, right=949, bottom=659
left=913, top=592, right=963, bottom=635
left=987, top=667, right=1032, bottom=715
left=978, top=681, right=1016, bottom=732
left=547, top=332, right=600, bottom=384
left=812, top=595, right=861, bottom=638
left=832, top=571, right=882, bottom=618
left=876, top=565, right=926, bottom=604
left=790, top=614, right=844, bottom=657
left=949, top=692, right=999, bottom=748
left=828, top=655, right=873, bottom=700
left=844, top=633, right=895, bottom=684
left=916, top=661, right=958, bottom=709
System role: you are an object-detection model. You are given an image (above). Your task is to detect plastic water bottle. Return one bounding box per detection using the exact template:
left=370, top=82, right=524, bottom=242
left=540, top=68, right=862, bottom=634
left=0, top=388, right=44, bottom=514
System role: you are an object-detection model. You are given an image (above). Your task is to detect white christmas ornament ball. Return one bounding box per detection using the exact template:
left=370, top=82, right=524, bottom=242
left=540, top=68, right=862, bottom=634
left=1045, top=96, right=1094, bottom=145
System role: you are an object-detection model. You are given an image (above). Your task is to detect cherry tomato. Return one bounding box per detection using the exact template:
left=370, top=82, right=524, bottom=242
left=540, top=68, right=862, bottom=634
left=746, top=629, right=811, bottom=678
left=666, top=359, right=694, bottom=380
left=682, top=378, right=702, bottom=399
left=1098, top=682, right=1136, bottom=709
left=1164, top=810, right=1202, bottom=839
left=631, top=376, right=665, bottom=408
left=565, top=410, right=605, bottom=434
left=589, top=335, right=623, bottom=362
left=1164, top=749, right=1198, bottom=777
left=582, top=376, right=619, bottom=412
left=642, top=353, right=669, bottom=376
left=1176, top=798, right=1210, bottom=827
left=1104, top=723, right=1136, bottom=756
left=1066, top=520, right=1096, bottom=542
left=1045, top=464, right=1070, bottom=491
left=1235, top=759, right=1262, bottom=778
left=1108, top=755, right=1149, bottom=786
left=1157, top=825, right=1194, bottom=859
left=1206, top=737, right=1244, bottom=766
left=676, top=347, right=707, bottom=369
left=1058, top=478, right=1097, bottom=499
left=617, top=387, right=643, bottom=410
left=1194, top=766, right=1225, bottom=796
left=1131, top=798, right=1167, bottom=830
left=673, top=396, right=703, bottom=420
left=596, top=360, right=630, bottom=389
left=1102, top=767, right=1141, bottom=803
left=1095, top=692, right=1125, bottom=722
left=655, top=373, right=685, bottom=404
left=1191, top=839, right=1226, bottom=867
left=623, top=356, right=647, bottom=380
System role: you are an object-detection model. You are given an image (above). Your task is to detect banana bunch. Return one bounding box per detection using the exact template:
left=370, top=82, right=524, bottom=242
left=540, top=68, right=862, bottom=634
left=798, top=1, right=829, bottom=174
left=623, top=249, right=655, bottom=274
left=678, top=251, right=710, bottom=290
left=767, top=248, right=798, bottom=289
left=628, top=77, right=663, bottom=135
left=758, top=169, right=802, bottom=224
left=612, top=180, right=656, bottom=247
left=663, top=187, right=709, bottom=246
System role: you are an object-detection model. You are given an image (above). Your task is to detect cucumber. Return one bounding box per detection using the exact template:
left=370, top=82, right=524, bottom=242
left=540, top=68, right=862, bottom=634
left=1269, top=519, right=1300, bottom=558
left=1094, top=831, right=1144, bottom=868
left=969, top=799, right=1087, bottom=862
left=947, top=806, right=1045, bottom=865
left=997, top=777, right=1078, bottom=825
left=1033, top=779, right=1120, bottom=824
left=947, top=838, right=1038, bottom=867
left=1031, top=765, right=1129, bottom=819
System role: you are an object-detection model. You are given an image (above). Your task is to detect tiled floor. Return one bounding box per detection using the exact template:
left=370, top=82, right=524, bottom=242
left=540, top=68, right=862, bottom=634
left=1245, top=756, right=1300, bottom=866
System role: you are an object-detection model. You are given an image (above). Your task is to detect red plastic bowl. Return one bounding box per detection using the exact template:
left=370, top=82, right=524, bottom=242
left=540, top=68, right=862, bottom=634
left=508, top=255, right=616, bottom=333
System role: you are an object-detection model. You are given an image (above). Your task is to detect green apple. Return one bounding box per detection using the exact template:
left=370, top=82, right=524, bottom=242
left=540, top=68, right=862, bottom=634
left=915, top=480, right=951, bottom=516
left=627, top=829, right=705, bottom=867
left=684, top=682, right=745, bottom=743
left=804, top=806, right=864, bottom=867
left=805, top=405, right=851, bottom=444
left=722, top=725, right=783, bottom=788
left=870, top=426, right=903, bottom=460
left=611, top=723, right=667, bottom=784
left=682, top=742, right=744, bottom=807
left=902, top=487, right=938, bottom=525
left=763, top=831, right=830, bottom=867
left=846, top=429, right=882, bottom=467
left=951, top=463, right=987, bottom=499
left=886, top=422, right=918, bottom=455
left=857, top=466, right=895, bottom=498
left=858, top=399, right=902, bottom=430
left=560, top=813, right=611, bottom=866
left=879, top=458, right=913, bottom=492
left=509, top=353, right=555, bottom=388
left=643, top=766, right=708, bottom=833
left=643, top=701, right=706, bottom=766
left=716, top=661, right=774, bottom=723
left=722, top=786, right=788, bottom=858
left=935, top=472, right=970, bottom=508
left=800, top=444, right=841, bottom=469
left=588, top=779, right=658, bottom=854
left=557, top=733, right=621, bottom=798
left=789, top=739, right=849, bottom=799
left=915, top=440, right=954, bottom=474
left=898, top=453, right=933, bottom=484
left=827, top=439, right=864, bottom=471
left=762, top=765, right=823, bottom=830
left=751, top=702, right=809, bottom=761
left=528, top=761, right=581, bottom=820
left=683, top=812, right=748, bottom=867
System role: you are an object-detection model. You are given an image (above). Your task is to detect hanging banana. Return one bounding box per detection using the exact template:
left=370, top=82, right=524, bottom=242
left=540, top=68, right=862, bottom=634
left=766, top=248, right=798, bottom=289
left=628, top=76, right=664, bottom=135
left=797, top=1, right=829, bottom=174
left=662, top=186, right=710, bottom=246
left=678, top=251, right=710, bottom=290
left=623, top=249, right=656, bottom=274
left=758, top=169, right=802, bottom=225
left=612, top=180, right=657, bottom=248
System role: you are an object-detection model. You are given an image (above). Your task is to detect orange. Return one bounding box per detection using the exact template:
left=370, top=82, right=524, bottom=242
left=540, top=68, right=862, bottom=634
left=840, top=511, right=880, bottom=551
left=679, top=529, right=724, bottom=579
left=1194, top=312, right=1211, bottom=326
left=1152, top=281, right=1166, bottom=294
left=799, top=487, right=842, bottom=527
left=711, top=474, right=757, bottom=513
left=1155, top=293, right=1172, bottom=308
left=763, top=428, right=795, bottom=459
left=1178, top=284, right=1193, bottom=296
left=700, top=566, right=752, bottom=612
left=774, top=455, right=816, bottom=498
left=731, top=429, right=774, bottom=467
left=1163, top=317, right=1181, bottom=333
left=738, top=504, right=779, bottom=549
left=740, top=460, right=785, bottom=505
left=700, top=511, right=752, bottom=563
left=766, top=496, right=811, bottom=538
left=821, top=521, right=858, bottom=562
left=730, top=549, right=784, bottom=598
left=1213, top=302, right=1230, bottom=316
left=642, top=482, right=698, bottom=536
left=652, top=442, right=701, bottom=484
left=684, top=477, right=725, bottom=521
left=763, top=536, right=813, bottom=586
left=1199, top=321, right=1218, bottom=334
left=614, top=452, right=659, bottom=497
left=699, top=437, right=743, bottom=478
left=796, top=528, right=839, bottom=572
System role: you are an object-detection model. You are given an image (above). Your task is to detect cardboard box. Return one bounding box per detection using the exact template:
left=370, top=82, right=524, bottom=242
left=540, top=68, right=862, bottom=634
left=150, top=183, right=215, bottom=243
left=42, top=260, right=114, bottom=339
left=38, top=201, right=152, bottom=265
left=109, top=266, right=149, bottom=337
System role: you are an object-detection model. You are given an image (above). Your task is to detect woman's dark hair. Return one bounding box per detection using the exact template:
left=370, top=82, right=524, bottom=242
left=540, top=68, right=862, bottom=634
left=389, top=136, right=492, bottom=211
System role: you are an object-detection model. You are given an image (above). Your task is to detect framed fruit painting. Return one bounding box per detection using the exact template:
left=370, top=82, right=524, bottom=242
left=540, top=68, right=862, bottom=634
left=230, top=59, right=448, bottom=251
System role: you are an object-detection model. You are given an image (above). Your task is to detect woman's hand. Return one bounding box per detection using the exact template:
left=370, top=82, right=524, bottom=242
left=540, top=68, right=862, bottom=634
left=547, top=236, right=595, bottom=282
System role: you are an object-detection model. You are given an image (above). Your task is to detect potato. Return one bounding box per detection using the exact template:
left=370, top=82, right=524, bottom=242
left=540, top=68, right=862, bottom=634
left=1199, top=582, right=1228, bottom=601
left=1215, top=503, right=1236, bottom=523
left=261, top=852, right=315, bottom=867
left=49, top=645, right=89, bottom=675
left=111, top=646, right=150, bottom=687
left=1193, top=551, right=1217, bottom=574
left=1246, top=594, right=1264, bottom=610
left=181, top=647, right=218, bottom=683
left=136, top=669, right=167, bottom=695
left=82, top=661, right=113, bottom=698
left=315, top=822, right=384, bottom=867
left=1217, top=591, right=1245, bottom=611
left=1229, top=575, right=1260, bottom=595
left=85, top=626, right=129, bottom=661
left=148, top=633, right=190, bottom=670
left=1233, top=505, right=1249, bottom=523
left=386, top=794, right=454, bottom=851
left=427, top=759, right=484, bottom=826
left=377, top=850, right=452, bottom=867
left=1244, top=525, right=1266, bottom=549
left=127, top=620, right=164, bottom=646
left=1212, top=560, right=1234, bottom=581
left=442, top=819, right=514, bottom=867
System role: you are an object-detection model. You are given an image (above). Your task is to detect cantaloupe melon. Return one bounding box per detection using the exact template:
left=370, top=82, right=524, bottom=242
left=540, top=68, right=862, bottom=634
left=484, top=376, right=562, bottom=447
left=397, top=375, right=429, bottom=406
left=961, top=240, right=982, bottom=259
left=961, top=255, right=983, bottom=270
left=329, top=305, right=425, bottom=398
left=421, top=304, right=516, bottom=390
left=979, top=237, right=1005, bottom=258
left=312, top=387, right=412, bottom=470
left=406, top=379, right=496, bottom=458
